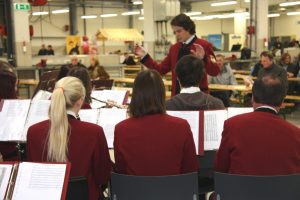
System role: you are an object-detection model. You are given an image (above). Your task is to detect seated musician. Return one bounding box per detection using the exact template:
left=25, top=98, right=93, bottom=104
left=0, top=61, right=19, bottom=161
left=166, top=55, right=224, bottom=110
left=114, top=69, right=198, bottom=175
left=26, top=77, right=111, bottom=200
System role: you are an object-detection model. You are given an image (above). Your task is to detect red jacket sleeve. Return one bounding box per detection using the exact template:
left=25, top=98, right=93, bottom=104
left=113, top=126, right=126, bottom=174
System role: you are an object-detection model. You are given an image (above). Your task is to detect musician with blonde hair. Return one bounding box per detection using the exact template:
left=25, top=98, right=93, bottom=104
left=27, top=76, right=111, bottom=200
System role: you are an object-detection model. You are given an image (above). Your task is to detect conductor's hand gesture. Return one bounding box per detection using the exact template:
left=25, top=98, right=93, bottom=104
left=190, top=44, right=205, bottom=60
left=134, top=44, right=147, bottom=57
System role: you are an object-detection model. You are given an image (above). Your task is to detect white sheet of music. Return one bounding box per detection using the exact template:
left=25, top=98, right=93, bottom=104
left=91, top=90, right=127, bottom=106
left=167, top=111, right=200, bottom=154
left=32, top=90, right=52, bottom=101
left=79, top=109, right=99, bottom=124
left=227, top=107, right=253, bottom=119
left=22, top=100, right=51, bottom=141
left=98, top=108, right=127, bottom=148
left=12, top=162, right=66, bottom=200
left=0, top=164, right=13, bottom=199
left=0, top=100, right=31, bottom=141
left=204, top=110, right=227, bottom=150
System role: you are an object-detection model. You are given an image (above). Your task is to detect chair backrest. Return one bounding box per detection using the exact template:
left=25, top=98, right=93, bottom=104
left=32, top=70, right=59, bottom=97
left=110, top=172, right=199, bottom=200
left=92, top=79, right=114, bottom=90
left=66, top=176, right=89, bottom=200
left=214, top=172, right=300, bottom=200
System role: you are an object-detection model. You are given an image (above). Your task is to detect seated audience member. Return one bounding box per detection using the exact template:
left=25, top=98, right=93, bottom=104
left=114, top=69, right=198, bottom=176
left=27, top=77, right=111, bottom=200
left=57, top=56, right=86, bottom=80
left=250, top=61, right=262, bottom=77
left=208, top=54, right=237, bottom=107
left=88, top=56, right=110, bottom=80
left=122, top=52, right=136, bottom=65
left=47, top=45, right=54, bottom=55
left=166, top=55, right=224, bottom=110
left=38, top=44, right=48, bottom=56
left=215, top=74, right=300, bottom=175
left=279, top=53, right=299, bottom=78
left=67, top=67, right=92, bottom=109
left=0, top=61, right=19, bottom=161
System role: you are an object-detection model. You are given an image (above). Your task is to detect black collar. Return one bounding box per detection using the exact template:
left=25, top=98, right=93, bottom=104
left=67, top=114, right=80, bottom=120
left=254, top=107, right=277, bottom=115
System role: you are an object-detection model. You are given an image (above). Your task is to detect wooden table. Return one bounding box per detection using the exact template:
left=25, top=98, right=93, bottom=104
left=113, top=77, right=172, bottom=87
left=18, top=79, right=39, bottom=98
left=208, top=84, right=252, bottom=92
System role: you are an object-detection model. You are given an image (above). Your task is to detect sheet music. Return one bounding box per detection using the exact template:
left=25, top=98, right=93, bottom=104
left=32, top=90, right=52, bottom=101
left=91, top=90, right=127, bottom=108
left=79, top=109, right=99, bottom=124
left=98, top=108, right=127, bottom=148
left=0, top=100, right=31, bottom=141
left=227, top=107, right=253, bottom=119
left=12, top=162, right=66, bottom=200
left=204, top=110, right=227, bottom=150
left=167, top=111, right=200, bottom=154
left=22, top=100, right=51, bottom=141
left=0, top=164, right=13, bottom=199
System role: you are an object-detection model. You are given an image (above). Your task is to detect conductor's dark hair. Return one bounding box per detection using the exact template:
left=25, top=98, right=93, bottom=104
left=252, top=74, right=286, bottom=107
left=171, top=13, right=196, bottom=35
left=176, top=55, right=205, bottom=88
left=129, top=70, right=166, bottom=117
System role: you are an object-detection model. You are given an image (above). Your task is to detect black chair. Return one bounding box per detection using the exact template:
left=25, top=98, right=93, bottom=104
left=110, top=172, right=199, bottom=200
left=66, top=176, right=89, bottom=200
left=214, top=172, right=300, bottom=200
left=92, top=79, right=114, bottom=90
left=198, top=150, right=216, bottom=198
left=32, top=70, right=59, bottom=97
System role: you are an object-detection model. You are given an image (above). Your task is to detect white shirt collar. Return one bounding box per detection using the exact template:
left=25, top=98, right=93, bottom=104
left=180, top=86, right=201, bottom=94
left=66, top=110, right=77, bottom=118
left=183, top=35, right=196, bottom=45
left=255, top=105, right=278, bottom=114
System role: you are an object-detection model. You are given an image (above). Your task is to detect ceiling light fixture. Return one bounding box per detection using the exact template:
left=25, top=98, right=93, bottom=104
left=133, top=0, right=143, bottom=5
left=287, top=11, right=300, bottom=15
left=184, top=11, right=202, bottom=16
left=32, top=11, right=49, bottom=16
left=211, top=1, right=237, bottom=7
left=268, top=13, right=280, bottom=17
left=52, top=9, right=69, bottom=14
left=81, top=15, right=97, bottom=19
left=138, top=16, right=144, bottom=20
left=100, top=13, right=118, bottom=18
left=280, top=1, right=300, bottom=7
left=121, top=11, right=140, bottom=16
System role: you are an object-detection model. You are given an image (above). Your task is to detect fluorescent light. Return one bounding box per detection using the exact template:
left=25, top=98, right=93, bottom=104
left=244, top=0, right=250, bottom=2
left=279, top=8, right=286, bottom=11
left=81, top=15, right=97, bottom=19
left=287, top=11, right=300, bottom=15
left=32, top=11, right=49, bottom=16
left=133, top=0, right=143, bottom=5
left=121, top=11, right=140, bottom=16
left=100, top=13, right=118, bottom=18
left=138, top=16, right=144, bottom=20
left=280, top=1, right=300, bottom=7
left=211, top=1, right=237, bottom=6
left=268, top=13, right=280, bottom=18
left=52, top=9, right=69, bottom=14
left=184, top=11, right=202, bottom=16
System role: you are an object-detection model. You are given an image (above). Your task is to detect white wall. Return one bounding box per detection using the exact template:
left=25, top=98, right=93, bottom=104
left=195, top=18, right=234, bottom=37
left=272, top=15, right=300, bottom=39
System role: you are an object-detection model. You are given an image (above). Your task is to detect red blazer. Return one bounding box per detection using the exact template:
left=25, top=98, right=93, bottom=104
left=214, top=111, right=300, bottom=175
left=27, top=118, right=112, bottom=200
left=142, top=38, right=219, bottom=95
left=114, top=114, right=199, bottom=176
left=81, top=102, right=92, bottom=109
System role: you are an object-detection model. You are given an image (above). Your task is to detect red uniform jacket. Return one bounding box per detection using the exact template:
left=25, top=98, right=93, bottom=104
left=114, top=114, right=199, bottom=176
left=27, top=118, right=112, bottom=200
left=141, top=38, right=219, bottom=96
left=215, top=110, right=300, bottom=175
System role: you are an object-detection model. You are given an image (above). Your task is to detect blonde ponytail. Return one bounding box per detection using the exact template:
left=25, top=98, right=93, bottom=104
left=47, top=77, right=85, bottom=162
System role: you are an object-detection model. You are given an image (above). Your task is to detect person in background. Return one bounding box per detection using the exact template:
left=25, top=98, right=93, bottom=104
left=208, top=54, right=237, bottom=107
left=57, top=56, right=86, bottom=80
left=88, top=56, right=110, bottom=80
left=215, top=74, right=300, bottom=175
left=0, top=61, right=19, bottom=161
left=47, top=45, right=54, bottom=55
left=134, top=13, right=219, bottom=96
left=67, top=67, right=92, bottom=109
left=122, top=52, right=136, bottom=65
left=38, top=44, right=48, bottom=56
left=27, top=77, right=111, bottom=200
left=69, top=43, right=80, bottom=55
left=166, top=55, right=224, bottom=110
left=114, top=69, right=198, bottom=176
left=280, top=53, right=299, bottom=78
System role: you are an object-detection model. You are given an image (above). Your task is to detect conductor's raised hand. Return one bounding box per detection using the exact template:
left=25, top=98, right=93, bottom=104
left=190, top=44, right=205, bottom=60
left=134, top=44, right=147, bottom=57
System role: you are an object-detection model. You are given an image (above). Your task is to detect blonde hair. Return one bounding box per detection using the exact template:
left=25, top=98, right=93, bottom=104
left=47, top=77, right=85, bottom=162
